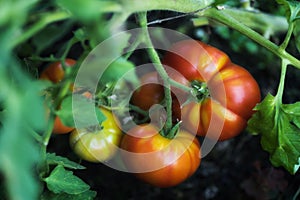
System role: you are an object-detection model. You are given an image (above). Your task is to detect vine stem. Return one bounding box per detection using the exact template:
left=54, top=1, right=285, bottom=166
left=201, top=7, right=300, bottom=69
left=276, top=19, right=295, bottom=105
left=280, top=22, right=294, bottom=50
left=276, top=60, right=288, bottom=106
left=169, top=79, right=191, bottom=92
left=293, top=187, right=300, bottom=200
left=272, top=17, right=293, bottom=135
left=138, top=12, right=173, bottom=134
left=273, top=59, right=288, bottom=153
left=39, top=111, right=54, bottom=176
left=129, top=104, right=149, bottom=117
left=40, top=63, right=73, bottom=176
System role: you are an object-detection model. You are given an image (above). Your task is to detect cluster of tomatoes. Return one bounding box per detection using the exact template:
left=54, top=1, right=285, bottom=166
left=40, top=58, right=123, bottom=164
left=40, top=40, right=261, bottom=188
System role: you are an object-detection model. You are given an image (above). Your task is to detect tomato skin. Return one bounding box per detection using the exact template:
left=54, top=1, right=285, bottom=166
left=162, top=40, right=230, bottom=82
left=181, top=99, right=247, bottom=140
left=70, top=108, right=122, bottom=163
left=52, top=116, right=74, bottom=134
left=163, top=40, right=261, bottom=140
left=120, top=124, right=200, bottom=187
left=208, top=64, right=261, bottom=119
left=40, top=58, right=76, bottom=83
left=131, top=72, right=164, bottom=111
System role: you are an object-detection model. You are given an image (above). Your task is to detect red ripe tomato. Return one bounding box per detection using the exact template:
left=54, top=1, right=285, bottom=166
left=120, top=124, right=200, bottom=187
left=131, top=72, right=164, bottom=111
left=40, top=58, right=76, bottom=83
left=163, top=40, right=261, bottom=141
left=40, top=59, right=76, bottom=134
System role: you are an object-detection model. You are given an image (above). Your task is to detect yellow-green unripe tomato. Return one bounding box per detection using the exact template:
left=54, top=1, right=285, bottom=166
left=70, top=108, right=122, bottom=162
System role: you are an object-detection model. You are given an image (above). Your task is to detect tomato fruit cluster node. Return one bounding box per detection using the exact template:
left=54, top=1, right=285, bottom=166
left=191, top=80, right=210, bottom=102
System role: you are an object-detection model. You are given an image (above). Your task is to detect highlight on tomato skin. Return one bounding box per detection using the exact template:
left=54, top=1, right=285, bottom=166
left=120, top=124, right=201, bottom=188
left=162, top=40, right=261, bottom=141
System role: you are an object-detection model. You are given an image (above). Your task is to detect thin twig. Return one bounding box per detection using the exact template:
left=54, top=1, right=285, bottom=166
left=147, top=6, right=211, bottom=25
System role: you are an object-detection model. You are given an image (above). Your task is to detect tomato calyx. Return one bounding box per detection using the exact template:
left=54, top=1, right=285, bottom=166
left=161, top=121, right=181, bottom=140
left=190, top=80, right=210, bottom=102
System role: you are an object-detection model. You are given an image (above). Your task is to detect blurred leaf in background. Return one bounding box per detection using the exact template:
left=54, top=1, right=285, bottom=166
left=0, top=60, right=47, bottom=200
left=0, top=0, right=47, bottom=200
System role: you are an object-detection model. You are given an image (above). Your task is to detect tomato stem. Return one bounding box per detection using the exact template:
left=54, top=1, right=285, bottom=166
left=61, top=38, right=79, bottom=64
left=293, top=187, right=300, bottom=200
left=201, top=7, right=300, bottom=70
left=279, top=21, right=294, bottom=51
left=39, top=111, right=54, bottom=176
left=26, top=125, right=43, bottom=144
left=165, top=121, right=181, bottom=139
left=138, top=12, right=174, bottom=135
left=129, top=104, right=150, bottom=117
left=107, top=12, right=131, bottom=33
left=124, top=31, right=144, bottom=60
left=276, top=60, right=288, bottom=105
left=169, top=79, right=192, bottom=93
left=273, top=60, right=288, bottom=144
left=40, top=69, right=73, bottom=174
left=275, top=16, right=294, bottom=106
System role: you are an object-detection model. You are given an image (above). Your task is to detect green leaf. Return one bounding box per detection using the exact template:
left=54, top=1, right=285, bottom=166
left=41, top=190, right=97, bottom=200
left=232, top=9, right=287, bottom=36
left=95, top=31, right=137, bottom=85
left=46, top=153, right=85, bottom=170
left=0, top=1, right=49, bottom=200
left=293, top=20, right=300, bottom=53
left=276, top=0, right=300, bottom=52
left=56, top=94, right=106, bottom=129
left=74, top=31, right=138, bottom=89
left=0, top=0, right=37, bottom=27
left=0, top=63, right=46, bottom=200
left=56, top=0, right=120, bottom=22
left=276, top=0, right=300, bottom=22
left=44, top=165, right=90, bottom=195
left=32, top=23, right=72, bottom=54
left=99, top=58, right=136, bottom=84
left=248, top=94, right=300, bottom=174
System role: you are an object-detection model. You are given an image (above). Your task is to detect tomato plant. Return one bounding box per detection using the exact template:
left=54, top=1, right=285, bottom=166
left=70, top=107, right=122, bottom=162
left=40, top=59, right=76, bottom=134
left=163, top=40, right=261, bottom=140
left=120, top=124, right=200, bottom=188
left=2, top=0, right=300, bottom=199
left=131, top=71, right=164, bottom=111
